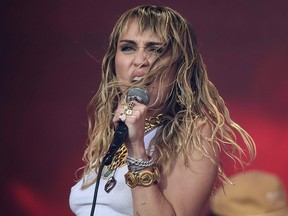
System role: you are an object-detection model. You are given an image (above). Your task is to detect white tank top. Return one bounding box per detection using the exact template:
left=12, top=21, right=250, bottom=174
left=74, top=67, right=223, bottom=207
left=69, top=128, right=157, bottom=216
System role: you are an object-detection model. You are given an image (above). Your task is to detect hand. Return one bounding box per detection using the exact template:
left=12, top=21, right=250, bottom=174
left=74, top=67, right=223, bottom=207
left=112, top=100, right=148, bottom=158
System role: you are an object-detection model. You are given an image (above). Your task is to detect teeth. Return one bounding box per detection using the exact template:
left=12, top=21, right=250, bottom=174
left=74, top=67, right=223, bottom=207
left=132, top=76, right=142, bottom=81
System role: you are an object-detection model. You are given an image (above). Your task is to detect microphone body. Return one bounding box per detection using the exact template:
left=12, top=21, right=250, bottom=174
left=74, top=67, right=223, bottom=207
left=103, top=87, right=150, bottom=165
left=103, top=121, right=128, bottom=165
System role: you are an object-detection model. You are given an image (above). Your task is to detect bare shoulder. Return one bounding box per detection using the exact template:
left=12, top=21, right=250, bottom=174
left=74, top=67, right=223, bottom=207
left=159, top=121, right=219, bottom=216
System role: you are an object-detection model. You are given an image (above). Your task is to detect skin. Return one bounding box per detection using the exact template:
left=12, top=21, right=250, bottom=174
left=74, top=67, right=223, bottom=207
left=112, top=21, right=218, bottom=216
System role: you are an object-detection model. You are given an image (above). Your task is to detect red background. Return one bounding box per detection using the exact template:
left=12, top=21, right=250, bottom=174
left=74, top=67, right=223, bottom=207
left=1, top=1, right=288, bottom=215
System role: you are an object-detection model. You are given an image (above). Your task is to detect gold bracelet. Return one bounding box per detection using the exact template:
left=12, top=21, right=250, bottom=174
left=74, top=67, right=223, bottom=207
left=124, top=166, right=161, bottom=188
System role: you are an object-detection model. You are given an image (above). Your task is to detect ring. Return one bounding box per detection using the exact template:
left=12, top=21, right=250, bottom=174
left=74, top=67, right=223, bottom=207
left=125, top=109, right=133, bottom=116
left=128, top=101, right=135, bottom=109
left=119, top=113, right=126, bottom=122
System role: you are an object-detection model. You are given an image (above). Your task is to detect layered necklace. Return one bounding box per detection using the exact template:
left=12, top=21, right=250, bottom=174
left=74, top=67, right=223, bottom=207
left=103, top=113, right=164, bottom=192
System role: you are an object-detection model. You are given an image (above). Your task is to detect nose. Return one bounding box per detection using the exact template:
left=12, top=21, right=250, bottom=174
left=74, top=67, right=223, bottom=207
left=133, top=50, right=150, bottom=67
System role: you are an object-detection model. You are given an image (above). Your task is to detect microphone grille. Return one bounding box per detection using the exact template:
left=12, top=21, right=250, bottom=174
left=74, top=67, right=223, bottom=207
left=126, top=87, right=150, bottom=105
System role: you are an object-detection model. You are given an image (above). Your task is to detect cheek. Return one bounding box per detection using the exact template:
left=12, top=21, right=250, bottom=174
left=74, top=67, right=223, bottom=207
left=150, top=69, right=177, bottom=103
left=161, top=68, right=177, bottom=95
left=115, top=55, right=129, bottom=81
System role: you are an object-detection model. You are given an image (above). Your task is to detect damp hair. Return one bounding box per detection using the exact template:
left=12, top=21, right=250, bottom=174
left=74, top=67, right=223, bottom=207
left=80, top=5, right=256, bottom=189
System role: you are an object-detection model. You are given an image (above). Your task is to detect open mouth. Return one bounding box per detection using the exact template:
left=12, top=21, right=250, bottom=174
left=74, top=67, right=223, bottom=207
left=131, top=76, right=143, bottom=82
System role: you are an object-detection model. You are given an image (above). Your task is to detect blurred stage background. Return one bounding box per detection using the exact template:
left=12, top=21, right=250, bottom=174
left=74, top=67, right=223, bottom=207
left=1, top=0, right=288, bottom=215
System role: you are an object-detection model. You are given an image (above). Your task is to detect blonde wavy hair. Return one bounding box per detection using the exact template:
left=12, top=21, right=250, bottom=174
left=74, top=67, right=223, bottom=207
left=81, top=5, right=256, bottom=189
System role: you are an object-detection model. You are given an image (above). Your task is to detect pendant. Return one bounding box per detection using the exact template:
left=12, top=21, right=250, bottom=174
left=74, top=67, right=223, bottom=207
left=104, top=169, right=113, bottom=178
left=104, top=176, right=117, bottom=193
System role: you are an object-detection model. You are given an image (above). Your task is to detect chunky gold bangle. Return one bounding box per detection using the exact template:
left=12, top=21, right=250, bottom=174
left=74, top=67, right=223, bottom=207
left=124, top=166, right=161, bottom=188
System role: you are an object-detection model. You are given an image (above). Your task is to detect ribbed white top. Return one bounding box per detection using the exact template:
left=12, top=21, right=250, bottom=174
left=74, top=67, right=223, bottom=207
left=69, top=128, right=157, bottom=216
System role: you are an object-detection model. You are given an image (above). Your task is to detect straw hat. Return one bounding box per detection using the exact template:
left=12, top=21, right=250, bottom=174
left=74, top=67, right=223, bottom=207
left=211, top=170, right=288, bottom=216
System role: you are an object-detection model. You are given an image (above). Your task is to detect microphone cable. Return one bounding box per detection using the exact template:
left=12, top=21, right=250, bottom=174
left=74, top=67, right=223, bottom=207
left=90, top=122, right=128, bottom=216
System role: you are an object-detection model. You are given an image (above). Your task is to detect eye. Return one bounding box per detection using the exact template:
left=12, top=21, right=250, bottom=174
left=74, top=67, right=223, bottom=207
left=147, top=46, right=164, bottom=54
left=148, top=46, right=160, bottom=53
left=120, top=45, right=135, bottom=52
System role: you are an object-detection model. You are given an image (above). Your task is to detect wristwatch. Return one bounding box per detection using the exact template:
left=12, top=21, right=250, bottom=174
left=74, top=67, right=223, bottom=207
left=125, top=166, right=161, bottom=188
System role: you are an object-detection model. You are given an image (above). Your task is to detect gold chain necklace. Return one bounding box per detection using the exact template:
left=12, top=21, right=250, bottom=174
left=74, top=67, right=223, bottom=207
left=144, top=113, right=164, bottom=133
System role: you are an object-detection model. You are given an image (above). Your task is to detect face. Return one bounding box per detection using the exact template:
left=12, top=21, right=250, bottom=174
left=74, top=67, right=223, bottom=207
left=115, top=20, right=177, bottom=112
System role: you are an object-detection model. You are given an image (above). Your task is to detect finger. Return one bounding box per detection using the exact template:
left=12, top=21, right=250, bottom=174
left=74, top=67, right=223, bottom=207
left=118, top=113, right=127, bottom=122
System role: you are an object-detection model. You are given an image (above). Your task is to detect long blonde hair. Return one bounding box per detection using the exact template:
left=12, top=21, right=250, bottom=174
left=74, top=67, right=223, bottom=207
left=81, top=5, right=256, bottom=188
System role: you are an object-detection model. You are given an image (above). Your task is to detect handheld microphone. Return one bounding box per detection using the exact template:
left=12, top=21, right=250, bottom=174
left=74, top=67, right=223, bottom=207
left=103, top=87, right=150, bottom=165
left=90, top=87, right=150, bottom=216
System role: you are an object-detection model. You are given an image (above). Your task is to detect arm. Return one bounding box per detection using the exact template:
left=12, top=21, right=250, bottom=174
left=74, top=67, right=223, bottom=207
left=160, top=138, right=218, bottom=215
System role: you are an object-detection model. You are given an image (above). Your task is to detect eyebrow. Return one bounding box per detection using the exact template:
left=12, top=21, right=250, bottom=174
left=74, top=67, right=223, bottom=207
left=118, top=40, right=163, bottom=46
